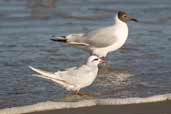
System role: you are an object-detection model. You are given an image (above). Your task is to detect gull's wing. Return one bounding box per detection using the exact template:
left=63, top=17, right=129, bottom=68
left=82, top=26, right=117, bottom=47
left=51, top=26, right=117, bottom=48
left=51, top=33, right=89, bottom=46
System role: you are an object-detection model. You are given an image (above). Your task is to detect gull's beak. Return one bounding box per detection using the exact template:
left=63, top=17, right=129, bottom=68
left=129, top=16, right=138, bottom=22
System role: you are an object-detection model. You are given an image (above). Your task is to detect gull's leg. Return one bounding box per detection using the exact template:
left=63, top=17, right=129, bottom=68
left=100, top=56, right=107, bottom=65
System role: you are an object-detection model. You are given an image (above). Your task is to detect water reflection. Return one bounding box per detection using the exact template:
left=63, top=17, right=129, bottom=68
left=27, top=0, right=57, bottom=19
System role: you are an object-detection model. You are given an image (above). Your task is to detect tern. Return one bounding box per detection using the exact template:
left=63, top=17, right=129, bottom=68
left=29, top=56, right=104, bottom=94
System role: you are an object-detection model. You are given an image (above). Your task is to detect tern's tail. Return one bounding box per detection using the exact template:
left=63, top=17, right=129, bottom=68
left=29, top=66, right=75, bottom=90
left=29, top=66, right=59, bottom=80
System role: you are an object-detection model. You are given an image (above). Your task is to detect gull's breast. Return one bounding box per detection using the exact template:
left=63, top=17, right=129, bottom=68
left=92, top=24, right=128, bottom=57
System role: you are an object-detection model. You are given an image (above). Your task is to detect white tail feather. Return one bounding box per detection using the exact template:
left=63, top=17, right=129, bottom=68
left=29, top=66, right=75, bottom=89
left=29, top=66, right=56, bottom=78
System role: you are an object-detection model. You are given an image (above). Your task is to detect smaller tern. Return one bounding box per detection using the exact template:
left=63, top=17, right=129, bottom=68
left=51, top=11, right=138, bottom=59
left=29, top=56, right=104, bottom=94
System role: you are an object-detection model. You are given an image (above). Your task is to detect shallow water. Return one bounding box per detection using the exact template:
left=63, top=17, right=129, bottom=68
left=0, top=0, right=171, bottom=108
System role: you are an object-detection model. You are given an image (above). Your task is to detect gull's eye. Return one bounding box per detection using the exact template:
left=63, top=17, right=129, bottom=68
left=123, top=15, right=127, bottom=18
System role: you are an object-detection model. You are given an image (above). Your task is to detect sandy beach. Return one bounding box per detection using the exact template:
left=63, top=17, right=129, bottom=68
left=25, top=100, right=171, bottom=114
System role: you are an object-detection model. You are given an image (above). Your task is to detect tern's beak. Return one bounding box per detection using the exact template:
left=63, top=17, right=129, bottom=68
left=128, top=16, right=138, bottom=22
left=99, top=57, right=107, bottom=64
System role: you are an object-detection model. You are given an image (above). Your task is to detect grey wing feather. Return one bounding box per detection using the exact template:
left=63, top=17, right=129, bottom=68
left=81, top=26, right=117, bottom=47
left=56, top=65, right=88, bottom=84
left=53, top=26, right=117, bottom=48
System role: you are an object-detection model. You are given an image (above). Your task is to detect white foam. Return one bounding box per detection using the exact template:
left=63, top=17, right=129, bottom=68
left=96, top=72, right=133, bottom=87
left=0, top=93, right=171, bottom=114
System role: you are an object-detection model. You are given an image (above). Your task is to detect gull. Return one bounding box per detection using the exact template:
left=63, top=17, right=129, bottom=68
left=29, top=56, right=104, bottom=94
left=51, top=11, right=138, bottom=59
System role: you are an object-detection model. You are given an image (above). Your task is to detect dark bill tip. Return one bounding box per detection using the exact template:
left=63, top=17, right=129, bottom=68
left=131, top=18, right=138, bottom=22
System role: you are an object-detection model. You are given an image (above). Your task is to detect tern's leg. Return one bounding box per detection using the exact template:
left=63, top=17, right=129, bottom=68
left=76, top=92, right=84, bottom=96
left=73, top=90, right=96, bottom=97
left=74, top=89, right=89, bottom=96
left=73, top=89, right=81, bottom=95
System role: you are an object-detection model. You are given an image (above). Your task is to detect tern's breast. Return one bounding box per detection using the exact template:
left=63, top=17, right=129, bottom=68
left=77, top=67, right=98, bottom=88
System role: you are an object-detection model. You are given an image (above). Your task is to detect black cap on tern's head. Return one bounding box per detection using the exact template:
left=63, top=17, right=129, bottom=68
left=117, top=11, right=138, bottom=23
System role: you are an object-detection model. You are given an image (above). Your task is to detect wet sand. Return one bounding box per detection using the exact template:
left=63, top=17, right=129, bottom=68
left=26, top=101, right=171, bottom=114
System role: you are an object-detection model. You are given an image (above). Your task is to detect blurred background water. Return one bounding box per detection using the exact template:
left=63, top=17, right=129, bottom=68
left=0, top=0, right=171, bottom=108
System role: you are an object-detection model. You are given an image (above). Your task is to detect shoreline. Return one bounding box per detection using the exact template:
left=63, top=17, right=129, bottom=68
left=26, top=100, right=171, bottom=114
left=1, top=94, right=171, bottom=114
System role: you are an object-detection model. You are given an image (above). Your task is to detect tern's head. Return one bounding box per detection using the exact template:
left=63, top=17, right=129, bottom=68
left=87, top=55, right=105, bottom=66
left=117, top=11, right=138, bottom=23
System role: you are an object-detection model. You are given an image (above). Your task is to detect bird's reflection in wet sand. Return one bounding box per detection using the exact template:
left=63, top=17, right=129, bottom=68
left=52, top=92, right=97, bottom=102
left=64, top=94, right=95, bottom=101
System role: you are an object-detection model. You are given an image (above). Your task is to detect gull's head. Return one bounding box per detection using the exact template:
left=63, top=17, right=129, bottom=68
left=87, top=55, right=105, bottom=66
left=117, top=11, right=138, bottom=23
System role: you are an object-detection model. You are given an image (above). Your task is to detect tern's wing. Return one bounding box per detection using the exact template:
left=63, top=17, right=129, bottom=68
left=29, top=66, right=75, bottom=86
left=54, top=65, right=90, bottom=84
left=64, top=66, right=77, bottom=71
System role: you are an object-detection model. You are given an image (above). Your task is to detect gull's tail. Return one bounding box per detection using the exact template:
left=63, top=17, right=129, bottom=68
left=51, top=35, right=67, bottom=43
left=50, top=34, right=89, bottom=46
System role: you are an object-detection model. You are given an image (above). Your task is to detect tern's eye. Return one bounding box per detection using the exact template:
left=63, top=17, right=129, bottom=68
left=93, top=58, right=98, bottom=61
